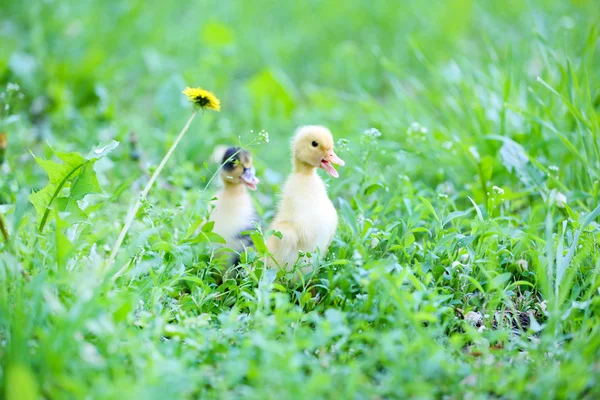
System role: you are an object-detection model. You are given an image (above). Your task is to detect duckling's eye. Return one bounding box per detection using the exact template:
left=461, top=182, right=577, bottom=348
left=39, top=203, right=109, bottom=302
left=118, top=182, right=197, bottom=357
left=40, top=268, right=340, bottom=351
left=311, top=141, right=319, bottom=147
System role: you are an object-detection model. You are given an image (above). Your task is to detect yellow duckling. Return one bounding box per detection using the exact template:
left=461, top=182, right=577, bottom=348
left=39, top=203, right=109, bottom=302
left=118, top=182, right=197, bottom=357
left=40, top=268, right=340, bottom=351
left=209, top=146, right=260, bottom=265
left=267, top=125, right=345, bottom=276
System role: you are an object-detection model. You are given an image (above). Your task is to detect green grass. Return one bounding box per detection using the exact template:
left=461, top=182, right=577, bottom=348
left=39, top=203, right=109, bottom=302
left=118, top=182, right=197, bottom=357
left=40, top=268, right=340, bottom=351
left=1, top=0, right=600, bottom=398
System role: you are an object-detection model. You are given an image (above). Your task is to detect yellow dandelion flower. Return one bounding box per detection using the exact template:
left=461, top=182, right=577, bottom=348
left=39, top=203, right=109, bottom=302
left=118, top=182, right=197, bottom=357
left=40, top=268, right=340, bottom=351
left=182, top=87, right=221, bottom=111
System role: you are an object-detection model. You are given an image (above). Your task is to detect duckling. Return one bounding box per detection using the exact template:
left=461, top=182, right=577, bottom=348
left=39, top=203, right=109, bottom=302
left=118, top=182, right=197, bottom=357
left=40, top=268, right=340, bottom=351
left=208, top=146, right=260, bottom=265
left=266, top=125, right=345, bottom=276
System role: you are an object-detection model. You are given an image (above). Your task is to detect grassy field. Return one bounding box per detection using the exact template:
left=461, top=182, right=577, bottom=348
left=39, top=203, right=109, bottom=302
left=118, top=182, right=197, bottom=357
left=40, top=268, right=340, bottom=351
left=1, top=0, right=600, bottom=398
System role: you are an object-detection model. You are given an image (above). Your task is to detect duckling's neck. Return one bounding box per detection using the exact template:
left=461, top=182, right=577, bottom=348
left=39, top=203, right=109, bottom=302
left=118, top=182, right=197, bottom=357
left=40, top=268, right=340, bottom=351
left=222, top=182, right=247, bottom=195
left=293, top=159, right=317, bottom=176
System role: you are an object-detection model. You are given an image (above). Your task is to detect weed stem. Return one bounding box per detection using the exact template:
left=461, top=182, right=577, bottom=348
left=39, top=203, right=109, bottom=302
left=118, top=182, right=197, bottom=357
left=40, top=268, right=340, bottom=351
left=106, top=111, right=199, bottom=272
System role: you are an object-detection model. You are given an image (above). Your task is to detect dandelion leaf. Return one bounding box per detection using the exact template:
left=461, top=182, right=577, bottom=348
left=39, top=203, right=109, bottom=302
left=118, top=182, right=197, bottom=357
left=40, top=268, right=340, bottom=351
left=55, top=197, right=88, bottom=224
left=70, top=163, right=102, bottom=200
left=29, top=140, right=118, bottom=230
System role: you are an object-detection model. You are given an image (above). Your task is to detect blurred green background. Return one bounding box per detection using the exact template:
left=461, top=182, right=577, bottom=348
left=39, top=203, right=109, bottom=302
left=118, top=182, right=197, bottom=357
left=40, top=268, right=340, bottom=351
left=1, top=0, right=600, bottom=398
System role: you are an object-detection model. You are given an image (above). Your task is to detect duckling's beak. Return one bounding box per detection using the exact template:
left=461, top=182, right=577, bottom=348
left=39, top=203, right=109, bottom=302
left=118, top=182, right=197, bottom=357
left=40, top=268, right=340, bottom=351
left=320, top=150, right=345, bottom=178
left=240, top=167, right=259, bottom=190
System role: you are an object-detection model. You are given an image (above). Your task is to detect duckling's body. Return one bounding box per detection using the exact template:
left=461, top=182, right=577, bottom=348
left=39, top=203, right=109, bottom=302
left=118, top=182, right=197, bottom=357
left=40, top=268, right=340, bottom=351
left=208, top=146, right=259, bottom=265
left=268, top=172, right=338, bottom=270
left=267, top=126, right=344, bottom=274
left=211, top=182, right=256, bottom=254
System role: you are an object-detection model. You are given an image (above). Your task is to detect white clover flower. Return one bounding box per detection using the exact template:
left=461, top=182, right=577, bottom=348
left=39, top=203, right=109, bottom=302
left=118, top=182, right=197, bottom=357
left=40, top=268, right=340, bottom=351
left=517, top=259, right=528, bottom=270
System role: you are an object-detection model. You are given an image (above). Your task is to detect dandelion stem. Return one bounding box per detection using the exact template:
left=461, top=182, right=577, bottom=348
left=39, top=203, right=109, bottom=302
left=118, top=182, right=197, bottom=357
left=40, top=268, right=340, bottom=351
left=106, top=111, right=199, bottom=272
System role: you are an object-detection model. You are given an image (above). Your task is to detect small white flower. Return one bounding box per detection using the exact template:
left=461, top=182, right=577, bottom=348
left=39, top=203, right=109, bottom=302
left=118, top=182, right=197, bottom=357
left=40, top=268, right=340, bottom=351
left=337, top=138, right=349, bottom=150
left=556, top=192, right=567, bottom=208
left=549, top=165, right=559, bottom=172
left=363, top=128, right=382, bottom=138
left=492, top=186, right=504, bottom=195
left=370, top=237, right=380, bottom=248
left=258, top=129, right=269, bottom=143
left=6, top=82, right=20, bottom=92
left=517, top=259, right=528, bottom=270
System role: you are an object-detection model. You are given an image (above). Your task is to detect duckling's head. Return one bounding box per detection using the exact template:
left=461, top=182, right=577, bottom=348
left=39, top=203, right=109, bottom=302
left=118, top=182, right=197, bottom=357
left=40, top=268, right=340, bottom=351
left=214, top=146, right=259, bottom=190
left=292, top=125, right=345, bottom=178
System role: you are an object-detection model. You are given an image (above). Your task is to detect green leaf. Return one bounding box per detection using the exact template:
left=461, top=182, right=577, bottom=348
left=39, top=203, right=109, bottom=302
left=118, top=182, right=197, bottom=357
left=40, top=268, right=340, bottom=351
left=6, top=363, right=39, bottom=400
left=418, top=196, right=440, bottom=222
left=54, top=206, right=73, bottom=270
left=581, top=204, right=600, bottom=228
left=85, top=140, right=120, bottom=159
left=489, top=272, right=512, bottom=290
left=28, top=141, right=118, bottom=231
left=468, top=196, right=484, bottom=223
left=202, top=221, right=215, bottom=233
left=480, top=155, right=494, bottom=183
left=364, top=183, right=384, bottom=196
left=29, top=155, right=88, bottom=231
left=250, top=231, right=267, bottom=253
left=55, top=197, right=88, bottom=224
left=496, top=137, right=546, bottom=189
left=184, top=218, right=204, bottom=241
left=339, top=199, right=359, bottom=236
left=152, top=241, right=171, bottom=252
left=184, top=231, right=227, bottom=245
left=442, top=209, right=473, bottom=227
left=70, top=163, right=103, bottom=200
